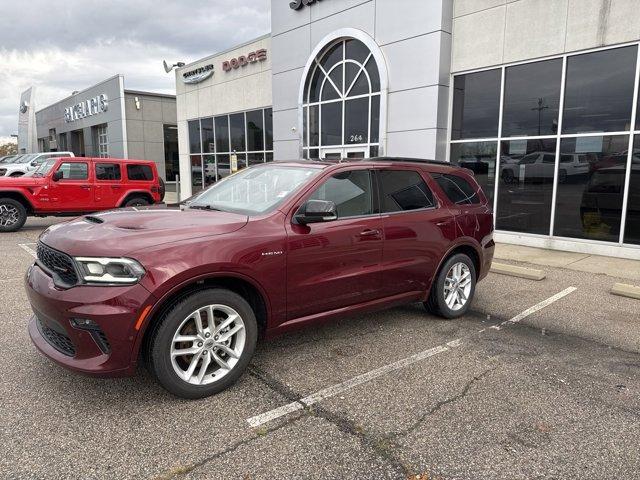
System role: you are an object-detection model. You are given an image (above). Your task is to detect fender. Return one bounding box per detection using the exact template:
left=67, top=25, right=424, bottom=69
left=0, top=188, right=36, bottom=210
left=129, top=270, right=273, bottom=363
left=117, top=189, right=154, bottom=207
left=423, top=238, right=484, bottom=302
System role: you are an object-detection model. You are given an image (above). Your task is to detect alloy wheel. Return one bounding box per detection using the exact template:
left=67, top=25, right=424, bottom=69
left=0, top=204, right=19, bottom=227
left=443, top=262, right=472, bottom=311
left=170, top=304, right=246, bottom=385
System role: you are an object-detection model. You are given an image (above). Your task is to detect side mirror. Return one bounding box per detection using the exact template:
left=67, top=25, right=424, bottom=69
left=294, top=199, right=338, bottom=224
left=52, top=170, right=63, bottom=181
left=30, top=161, right=38, bottom=167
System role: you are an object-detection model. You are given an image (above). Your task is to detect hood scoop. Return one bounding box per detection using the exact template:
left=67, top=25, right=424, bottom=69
left=84, top=216, right=104, bottom=224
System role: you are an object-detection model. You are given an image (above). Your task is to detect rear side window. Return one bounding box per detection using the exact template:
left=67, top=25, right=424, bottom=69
left=433, top=173, right=480, bottom=205
left=379, top=170, right=435, bottom=212
left=96, top=163, right=121, bottom=181
left=127, top=164, right=153, bottom=181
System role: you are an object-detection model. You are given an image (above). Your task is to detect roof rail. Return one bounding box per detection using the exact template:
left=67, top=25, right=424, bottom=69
left=368, top=156, right=451, bottom=166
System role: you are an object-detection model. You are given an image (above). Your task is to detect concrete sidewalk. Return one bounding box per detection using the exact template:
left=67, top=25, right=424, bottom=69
left=495, top=243, right=640, bottom=282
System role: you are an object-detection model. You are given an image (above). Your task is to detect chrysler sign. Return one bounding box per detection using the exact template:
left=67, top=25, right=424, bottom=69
left=182, top=64, right=214, bottom=84
left=64, top=94, right=108, bottom=123
left=290, top=0, right=323, bottom=9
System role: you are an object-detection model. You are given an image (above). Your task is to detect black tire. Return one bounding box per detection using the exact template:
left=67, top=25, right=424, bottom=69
left=424, top=253, right=476, bottom=319
left=0, top=198, right=27, bottom=232
left=502, top=169, right=515, bottom=184
left=124, top=197, right=150, bottom=208
left=9, top=172, right=23, bottom=177
left=559, top=169, right=568, bottom=184
left=158, top=178, right=166, bottom=202
left=145, top=288, right=258, bottom=399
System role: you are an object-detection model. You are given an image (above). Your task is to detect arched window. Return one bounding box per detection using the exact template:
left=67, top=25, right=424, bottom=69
left=302, top=38, right=381, bottom=159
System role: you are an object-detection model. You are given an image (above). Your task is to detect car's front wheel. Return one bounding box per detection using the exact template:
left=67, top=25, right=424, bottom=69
left=146, top=288, right=258, bottom=399
left=425, top=253, right=476, bottom=319
left=0, top=198, right=27, bottom=232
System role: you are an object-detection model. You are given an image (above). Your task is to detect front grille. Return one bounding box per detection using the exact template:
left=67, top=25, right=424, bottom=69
left=37, top=242, right=79, bottom=287
left=37, top=317, right=76, bottom=357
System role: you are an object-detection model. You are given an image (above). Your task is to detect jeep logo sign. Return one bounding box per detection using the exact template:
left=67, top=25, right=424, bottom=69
left=290, top=0, right=323, bottom=9
left=222, top=49, right=267, bottom=72
left=64, top=94, right=108, bottom=123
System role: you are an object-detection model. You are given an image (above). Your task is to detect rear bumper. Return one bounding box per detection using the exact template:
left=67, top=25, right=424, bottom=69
left=479, top=237, right=495, bottom=281
left=26, top=263, right=157, bottom=377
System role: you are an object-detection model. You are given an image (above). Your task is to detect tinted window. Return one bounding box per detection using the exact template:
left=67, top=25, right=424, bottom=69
left=379, top=170, right=435, bottom=212
left=434, top=174, right=479, bottom=205
left=497, top=139, right=556, bottom=235
left=562, top=46, right=637, bottom=134
left=230, top=113, right=245, bottom=152
left=201, top=118, right=214, bottom=153
left=127, top=164, right=154, bottom=181
left=451, top=69, right=501, bottom=140
left=502, top=59, right=562, bottom=137
left=95, top=163, right=121, bottom=181
left=450, top=141, right=497, bottom=203
left=215, top=116, right=230, bottom=153
left=265, top=108, right=273, bottom=151
left=57, top=162, right=88, bottom=180
left=554, top=135, right=629, bottom=242
left=246, top=110, right=264, bottom=151
left=321, top=102, right=342, bottom=146
left=624, top=137, right=640, bottom=244
left=310, top=170, right=372, bottom=218
left=344, top=97, right=368, bottom=144
left=188, top=120, right=201, bottom=154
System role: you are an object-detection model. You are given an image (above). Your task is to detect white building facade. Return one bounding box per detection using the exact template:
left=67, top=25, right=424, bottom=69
left=176, top=0, right=640, bottom=259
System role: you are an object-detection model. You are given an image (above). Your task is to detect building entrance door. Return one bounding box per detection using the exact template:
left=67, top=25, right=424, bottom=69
left=320, top=146, right=368, bottom=160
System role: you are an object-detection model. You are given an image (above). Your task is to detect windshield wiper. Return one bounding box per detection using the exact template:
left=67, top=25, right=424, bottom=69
left=187, top=203, right=223, bottom=212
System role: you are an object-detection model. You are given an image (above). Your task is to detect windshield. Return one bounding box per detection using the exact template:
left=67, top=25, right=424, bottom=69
left=186, top=164, right=321, bottom=215
left=16, top=154, right=38, bottom=164
left=1, top=155, right=16, bottom=163
left=32, top=159, right=58, bottom=176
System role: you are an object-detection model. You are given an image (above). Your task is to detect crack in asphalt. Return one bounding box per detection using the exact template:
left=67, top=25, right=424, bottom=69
left=247, top=364, right=413, bottom=478
left=392, top=367, right=496, bottom=439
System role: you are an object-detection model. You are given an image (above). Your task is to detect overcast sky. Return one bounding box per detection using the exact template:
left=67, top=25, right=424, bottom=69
left=0, top=0, right=271, bottom=140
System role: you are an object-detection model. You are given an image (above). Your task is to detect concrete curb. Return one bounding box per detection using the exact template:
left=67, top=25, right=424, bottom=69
left=611, top=283, right=640, bottom=300
left=490, top=263, right=546, bottom=281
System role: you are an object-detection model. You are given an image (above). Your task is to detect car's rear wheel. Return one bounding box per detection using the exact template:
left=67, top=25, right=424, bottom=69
left=124, top=197, right=150, bottom=208
left=146, top=288, right=258, bottom=399
left=0, top=198, right=27, bottom=232
left=425, top=253, right=476, bottom=319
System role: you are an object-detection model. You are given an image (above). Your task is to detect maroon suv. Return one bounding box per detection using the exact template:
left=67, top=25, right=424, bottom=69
left=26, top=158, right=494, bottom=398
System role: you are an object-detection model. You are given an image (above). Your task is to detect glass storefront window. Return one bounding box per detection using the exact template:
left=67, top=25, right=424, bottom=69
left=303, top=37, right=381, bottom=158
left=203, top=155, right=216, bottom=187
left=502, top=59, right=562, bottom=137
left=450, top=142, right=497, bottom=203
left=451, top=69, right=501, bottom=140
left=215, top=116, right=229, bottom=153
left=265, top=108, right=273, bottom=151
left=190, top=155, right=203, bottom=193
left=554, top=135, right=629, bottom=242
left=563, top=46, right=637, bottom=134
left=230, top=113, right=245, bottom=152
left=188, top=120, right=201, bottom=154
left=246, top=109, right=264, bottom=151
left=623, top=136, right=640, bottom=244
left=201, top=118, right=214, bottom=153
left=496, top=139, right=556, bottom=234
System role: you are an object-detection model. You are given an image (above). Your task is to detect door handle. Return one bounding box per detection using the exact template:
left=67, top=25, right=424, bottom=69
left=358, top=229, right=381, bottom=237
left=80, top=185, right=91, bottom=190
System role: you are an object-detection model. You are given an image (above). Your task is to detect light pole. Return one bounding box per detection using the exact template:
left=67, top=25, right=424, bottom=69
left=531, top=98, right=549, bottom=136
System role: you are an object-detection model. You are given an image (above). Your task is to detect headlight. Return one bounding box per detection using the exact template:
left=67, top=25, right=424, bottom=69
left=74, top=257, right=145, bottom=285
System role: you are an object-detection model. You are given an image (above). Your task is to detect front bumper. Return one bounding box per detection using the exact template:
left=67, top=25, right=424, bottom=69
left=26, top=263, right=156, bottom=377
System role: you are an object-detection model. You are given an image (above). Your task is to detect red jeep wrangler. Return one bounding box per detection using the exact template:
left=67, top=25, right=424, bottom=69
left=0, top=157, right=164, bottom=232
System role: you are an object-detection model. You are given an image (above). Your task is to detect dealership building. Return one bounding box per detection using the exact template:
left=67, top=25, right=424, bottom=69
left=176, top=0, right=640, bottom=259
left=36, top=75, right=178, bottom=185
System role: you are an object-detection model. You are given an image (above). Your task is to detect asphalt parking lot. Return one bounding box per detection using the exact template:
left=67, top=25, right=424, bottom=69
left=1, top=218, right=639, bottom=480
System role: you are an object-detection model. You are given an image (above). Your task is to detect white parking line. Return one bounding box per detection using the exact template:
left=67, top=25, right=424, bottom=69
left=18, top=243, right=37, bottom=259
left=246, top=287, right=577, bottom=428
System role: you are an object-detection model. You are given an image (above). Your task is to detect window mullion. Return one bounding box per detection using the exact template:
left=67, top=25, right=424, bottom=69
left=549, top=55, right=568, bottom=237
left=493, top=66, right=506, bottom=224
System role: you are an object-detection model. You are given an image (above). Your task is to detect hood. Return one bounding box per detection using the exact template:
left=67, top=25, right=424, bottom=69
left=0, top=175, right=44, bottom=186
left=39, top=205, right=249, bottom=257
